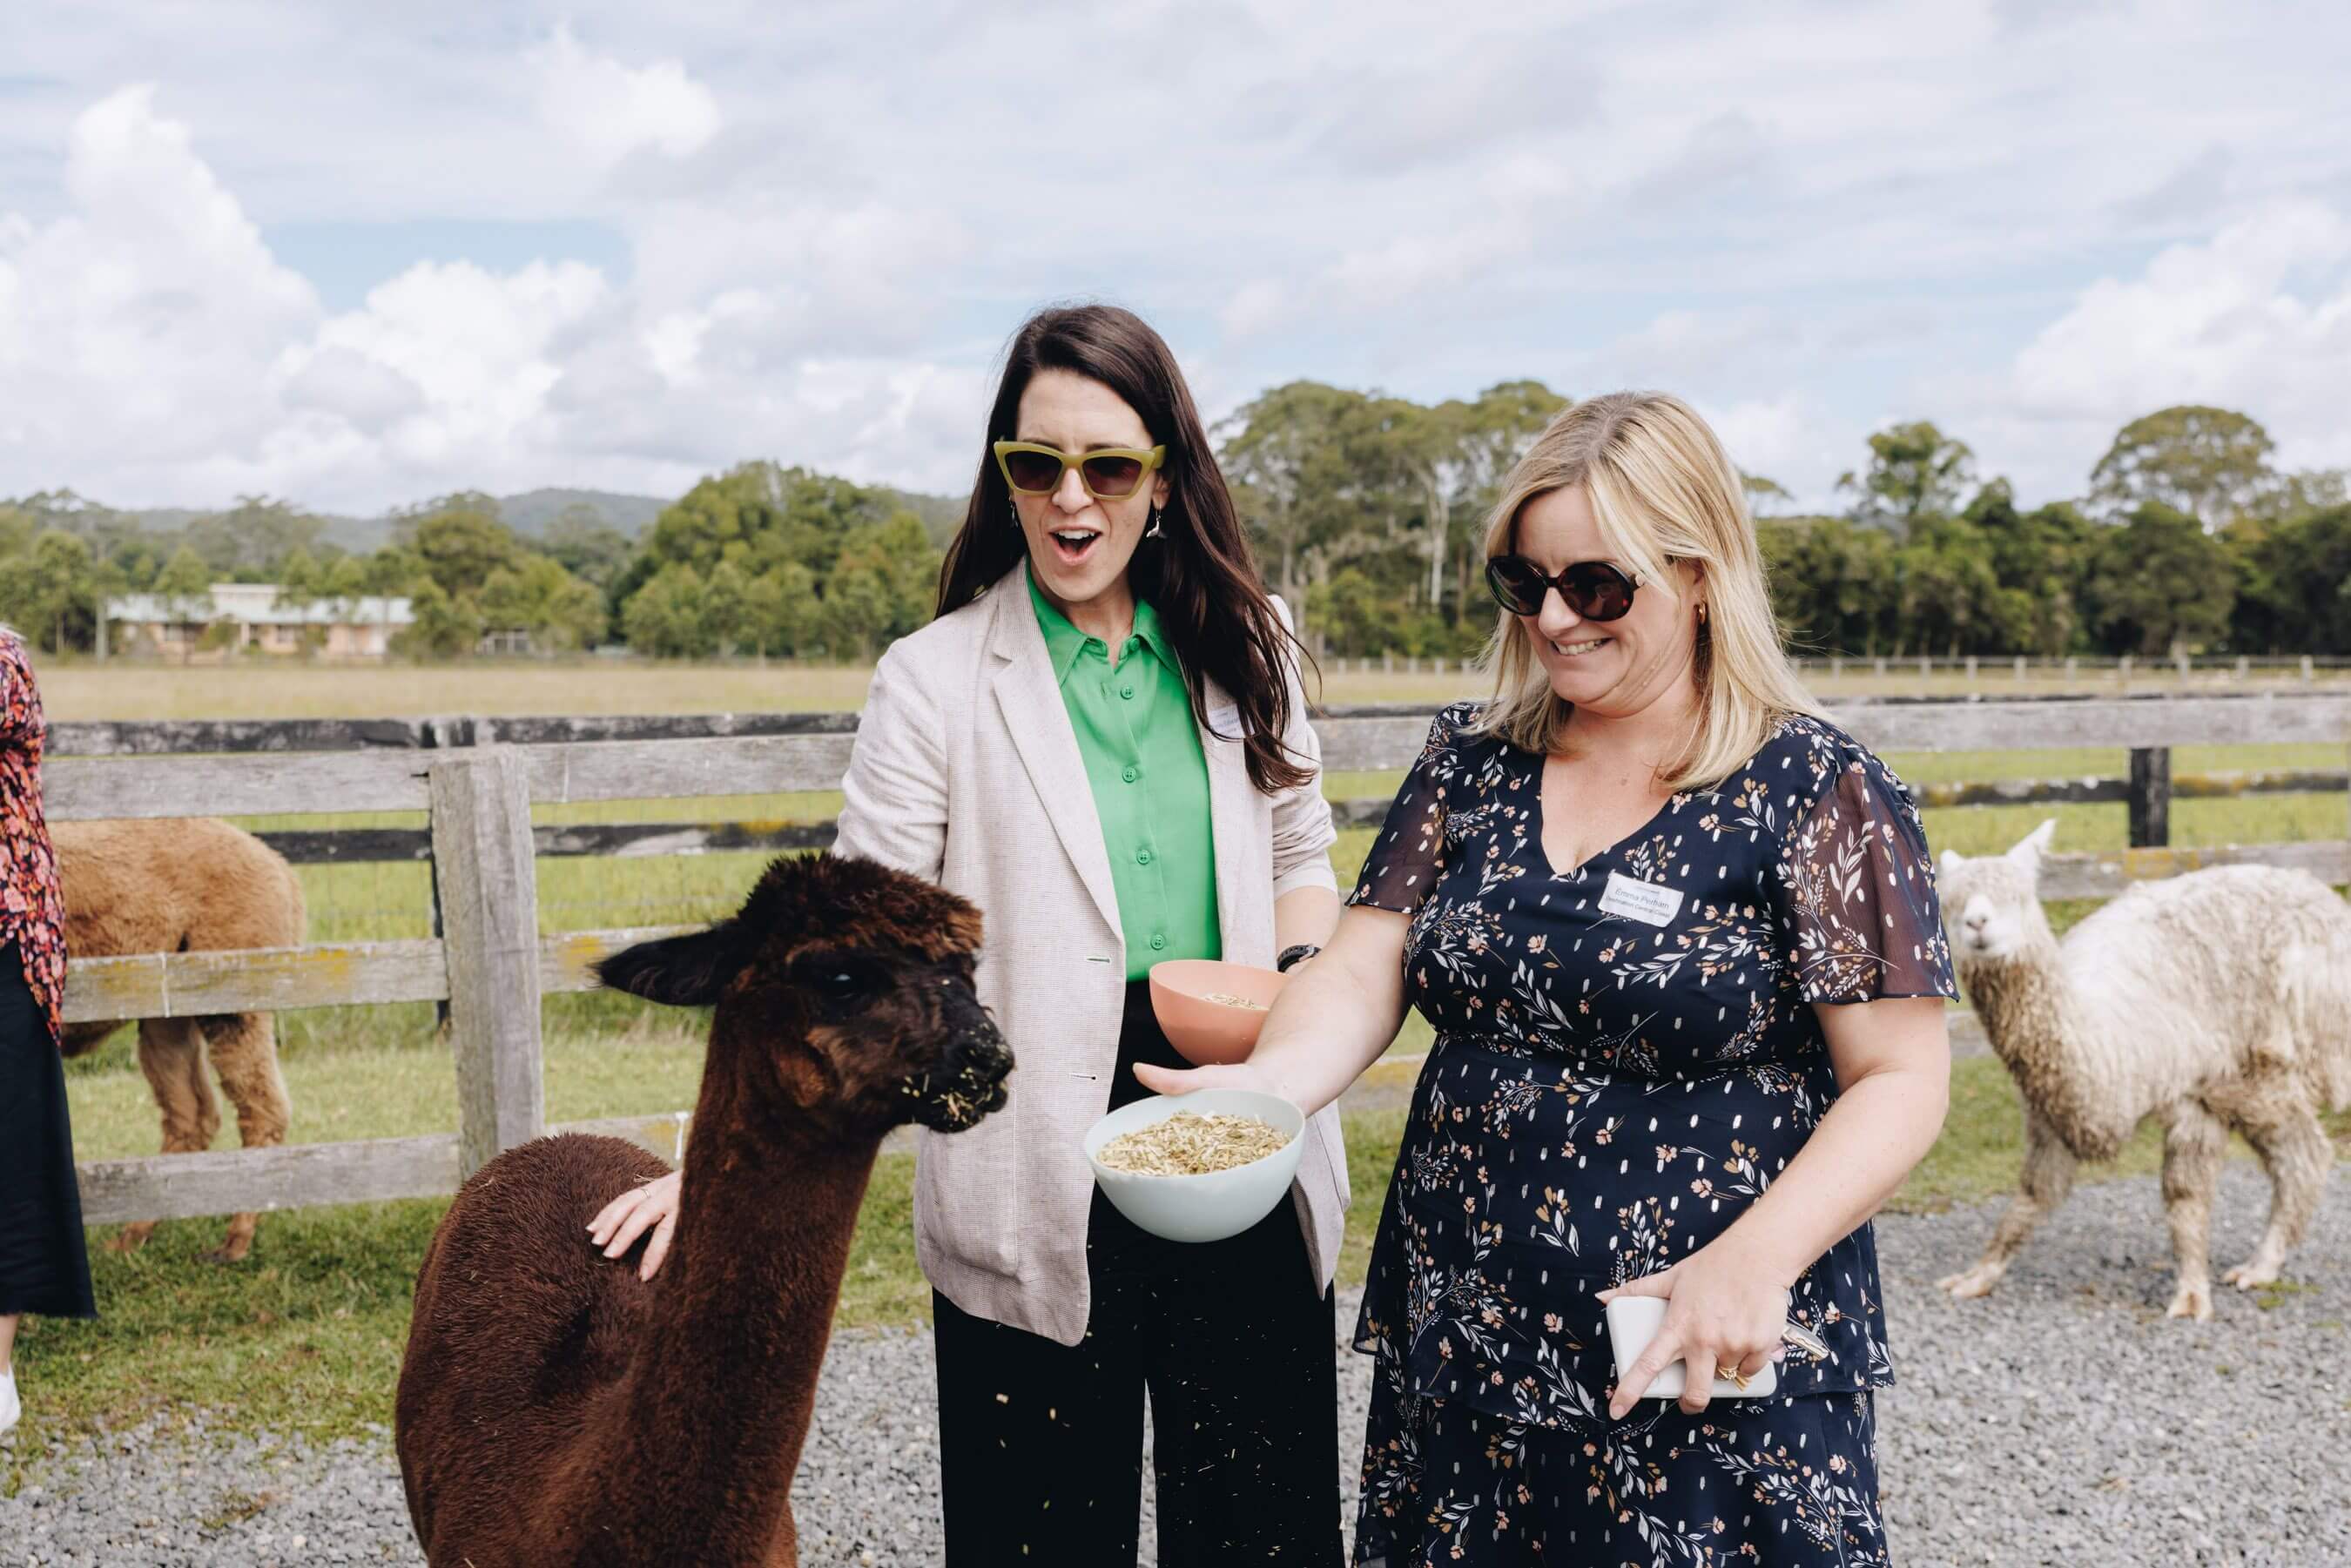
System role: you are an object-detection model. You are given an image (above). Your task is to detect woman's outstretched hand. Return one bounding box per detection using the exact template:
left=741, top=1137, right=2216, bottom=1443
left=1598, top=1242, right=1791, bottom=1419
left=1130, top=1060, right=1299, bottom=1107
left=587, top=1169, right=682, bottom=1281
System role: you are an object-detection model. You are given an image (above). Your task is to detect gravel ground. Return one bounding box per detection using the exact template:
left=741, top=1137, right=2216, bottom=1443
left=6, top=1162, right=2347, bottom=1565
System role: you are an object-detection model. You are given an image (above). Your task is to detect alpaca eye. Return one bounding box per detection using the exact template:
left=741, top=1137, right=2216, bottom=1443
left=798, top=955, right=886, bottom=1000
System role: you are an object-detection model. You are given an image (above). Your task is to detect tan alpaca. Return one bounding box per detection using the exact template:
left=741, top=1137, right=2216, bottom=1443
left=54, top=818, right=304, bottom=1262
left=1937, top=820, right=2351, bottom=1320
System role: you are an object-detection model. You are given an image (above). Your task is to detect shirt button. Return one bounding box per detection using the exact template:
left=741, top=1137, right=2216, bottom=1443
left=1149, top=932, right=1167, bottom=951
left=1122, top=765, right=1139, bottom=784
left=1135, top=847, right=1153, bottom=865
left=1120, top=683, right=1135, bottom=699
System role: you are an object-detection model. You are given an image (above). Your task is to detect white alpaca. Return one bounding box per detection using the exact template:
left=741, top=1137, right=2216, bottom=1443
left=1935, top=820, right=2351, bottom=1321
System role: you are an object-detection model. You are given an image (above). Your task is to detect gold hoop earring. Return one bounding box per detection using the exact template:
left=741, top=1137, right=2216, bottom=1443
left=1695, top=601, right=1708, bottom=625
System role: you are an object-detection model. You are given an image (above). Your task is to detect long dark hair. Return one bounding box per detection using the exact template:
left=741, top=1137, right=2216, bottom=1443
left=938, top=304, right=1310, bottom=794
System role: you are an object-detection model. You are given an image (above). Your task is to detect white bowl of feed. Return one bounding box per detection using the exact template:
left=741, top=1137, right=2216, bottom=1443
left=1081, top=1087, right=1306, bottom=1244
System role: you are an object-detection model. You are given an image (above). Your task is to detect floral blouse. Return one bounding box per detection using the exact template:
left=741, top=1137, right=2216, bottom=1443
left=0, top=629, right=65, bottom=1048
left=1349, top=702, right=1955, bottom=1433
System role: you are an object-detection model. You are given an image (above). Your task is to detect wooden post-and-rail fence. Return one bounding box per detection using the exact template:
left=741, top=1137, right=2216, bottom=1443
left=44, top=691, right=2351, bottom=1231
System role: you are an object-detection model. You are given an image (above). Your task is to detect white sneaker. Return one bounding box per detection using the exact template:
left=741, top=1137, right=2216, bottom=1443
left=0, top=1368, right=18, bottom=1437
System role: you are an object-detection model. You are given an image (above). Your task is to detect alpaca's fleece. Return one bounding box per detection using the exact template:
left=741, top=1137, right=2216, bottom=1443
left=1950, top=863, right=2351, bottom=1158
left=52, top=817, right=304, bottom=1260
left=1940, top=838, right=2351, bottom=1318
left=395, top=852, right=1010, bottom=1568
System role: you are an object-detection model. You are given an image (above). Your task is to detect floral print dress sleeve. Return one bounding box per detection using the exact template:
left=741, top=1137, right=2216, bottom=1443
left=1774, top=737, right=1956, bottom=1005
left=0, top=629, right=67, bottom=1050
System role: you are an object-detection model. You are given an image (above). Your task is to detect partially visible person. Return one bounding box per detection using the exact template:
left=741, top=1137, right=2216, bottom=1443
left=1142, top=392, right=1956, bottom=1565
left=0, top=625, right=97, bottom=1436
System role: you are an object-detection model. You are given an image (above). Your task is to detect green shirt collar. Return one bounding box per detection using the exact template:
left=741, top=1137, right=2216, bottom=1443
left=1026, top=569, right=1171, bottom=687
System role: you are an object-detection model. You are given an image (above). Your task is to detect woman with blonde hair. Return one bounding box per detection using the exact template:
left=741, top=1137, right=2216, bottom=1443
left=1143, top=393, right=1955, bottom=1563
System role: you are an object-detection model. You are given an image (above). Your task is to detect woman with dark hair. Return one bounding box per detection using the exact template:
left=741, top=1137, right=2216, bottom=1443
left=0, top=625, right=98, bottom=1437
left=590, top=303, right=1347, bottom=1564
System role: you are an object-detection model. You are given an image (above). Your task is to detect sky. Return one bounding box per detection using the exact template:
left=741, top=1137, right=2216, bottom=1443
left=1, top=0, right=2347, bottom=518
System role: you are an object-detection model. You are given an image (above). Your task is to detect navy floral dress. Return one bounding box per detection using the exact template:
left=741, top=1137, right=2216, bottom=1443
left=1349, top=703, right=1955, bottom=1567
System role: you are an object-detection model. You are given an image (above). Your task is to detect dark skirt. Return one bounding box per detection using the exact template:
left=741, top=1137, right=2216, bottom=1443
left=0, top=940, right=96, bottom=1318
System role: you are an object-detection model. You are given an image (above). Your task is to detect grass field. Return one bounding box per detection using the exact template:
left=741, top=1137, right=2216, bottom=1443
left=10, top=657, right=2349, bottom=1469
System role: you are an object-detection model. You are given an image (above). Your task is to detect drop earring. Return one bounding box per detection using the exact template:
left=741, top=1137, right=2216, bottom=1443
left=1007, top=495, right=1021, bottom=530
left=1145, top=506, right=1164, bottom=540
left=1695, top=601, right=1709, bottom=626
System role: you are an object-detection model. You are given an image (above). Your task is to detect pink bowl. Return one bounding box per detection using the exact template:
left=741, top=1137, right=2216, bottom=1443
left=1148, top=959, right=1289, bottom=1066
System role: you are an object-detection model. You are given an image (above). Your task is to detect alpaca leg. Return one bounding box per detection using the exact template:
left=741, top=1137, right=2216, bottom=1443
left=1938, top=1103, right=2076, bottom=1299
left=2159, top=1101, right=2226, bottom=1321
left=202, top=1011, right=291, bottom=1263
left=109, top=1018, right=216, bottom=1254
left=2222, top=1094, right=2331, bottom=1290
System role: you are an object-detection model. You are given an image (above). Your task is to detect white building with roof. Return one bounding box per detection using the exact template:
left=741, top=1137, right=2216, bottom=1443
left=104, top=582, right=414, bottom=661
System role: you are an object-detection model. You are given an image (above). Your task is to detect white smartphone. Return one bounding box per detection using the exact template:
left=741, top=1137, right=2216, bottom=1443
left=1603, top=1294, right=1779, bottom=1402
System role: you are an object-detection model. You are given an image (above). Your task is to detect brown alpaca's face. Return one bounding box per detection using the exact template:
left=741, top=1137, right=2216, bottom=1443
left=765, top=943, right=1012, bottom=1134
left=596, top=854, right=1012, bottom=1140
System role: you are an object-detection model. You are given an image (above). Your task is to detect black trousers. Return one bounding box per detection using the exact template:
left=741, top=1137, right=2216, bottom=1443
left=0, top=941, right=96, bottom=1319
left=933, top=981, right=1340, bottom=1566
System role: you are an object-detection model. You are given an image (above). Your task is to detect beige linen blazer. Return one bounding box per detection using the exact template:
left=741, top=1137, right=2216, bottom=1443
left=832, top=560, right=1346, bottom=1346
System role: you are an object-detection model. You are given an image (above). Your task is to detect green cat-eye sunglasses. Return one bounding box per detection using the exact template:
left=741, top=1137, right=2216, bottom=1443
left=993, top=441, right=1167, bottom=501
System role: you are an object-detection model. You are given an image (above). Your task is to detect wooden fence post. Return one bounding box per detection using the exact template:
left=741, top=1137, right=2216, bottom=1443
left=1964, top=655, right=1978, bottom=681
left=2128, top=747, right=2172, bottom=849
left=429, top=747, right=545, bottom=1178
left=1829, top=656, right=1843, bottom=680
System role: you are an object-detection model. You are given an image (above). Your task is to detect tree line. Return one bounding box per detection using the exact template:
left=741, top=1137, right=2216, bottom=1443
left=1214, top=394, right=2349, bottom=659
left=0, top=468, right=946, bottom=662
left=2, top=398, right=2344, bottom=663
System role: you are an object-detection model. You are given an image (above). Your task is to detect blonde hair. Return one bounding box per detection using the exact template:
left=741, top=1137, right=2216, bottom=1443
left=1472, top=391, right=1821, bottom=791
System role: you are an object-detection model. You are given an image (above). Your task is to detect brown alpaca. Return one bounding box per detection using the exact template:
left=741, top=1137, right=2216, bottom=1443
left=394, top=853, right=1013, bottom=1568
left=54, top=817, right=305, bottom=1262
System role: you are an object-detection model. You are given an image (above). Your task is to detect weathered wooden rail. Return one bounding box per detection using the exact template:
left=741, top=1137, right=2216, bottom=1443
left=50, top=691, right=2351, bottom=1227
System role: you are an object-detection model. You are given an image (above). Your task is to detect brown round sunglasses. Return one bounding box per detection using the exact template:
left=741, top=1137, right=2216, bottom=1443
left=1485, top=555, right=1643, bottom=621
left=993, top=441, right=1167, bottom=501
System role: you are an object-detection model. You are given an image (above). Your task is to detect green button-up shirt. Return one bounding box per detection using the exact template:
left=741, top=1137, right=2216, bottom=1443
left=1028, top=573, right=1221, bottom=979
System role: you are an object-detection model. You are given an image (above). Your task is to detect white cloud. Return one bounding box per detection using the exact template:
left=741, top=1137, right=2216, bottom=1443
left=1992, top=201, right=2351, bottom=485
left=6, top=2, right=2351, bottom=515
left=528, top=24, right=720, bottom=168
left=0, top=85, right=978, bottom=511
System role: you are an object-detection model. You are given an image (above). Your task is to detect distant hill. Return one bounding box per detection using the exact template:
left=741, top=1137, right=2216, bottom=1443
left=882, top=488, right=969, bottom=547
left=496, top=488, right=671, bottom=538
left=125, top=482, right=968, bottom=552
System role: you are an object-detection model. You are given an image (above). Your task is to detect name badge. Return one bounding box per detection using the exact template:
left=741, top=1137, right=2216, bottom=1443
left=1599, top=871, right=1683, bottom=926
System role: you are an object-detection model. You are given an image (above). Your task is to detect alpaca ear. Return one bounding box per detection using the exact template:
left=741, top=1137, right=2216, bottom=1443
left=1937, top=848, right=1964, bottom=877
left=596, top=924, right=743, bottom=1008
left=2007, top=818, right=2058, bottom=866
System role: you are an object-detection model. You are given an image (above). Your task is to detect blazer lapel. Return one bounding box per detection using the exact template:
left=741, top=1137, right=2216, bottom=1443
left=988, top=564, right=1124, bottom=940
left=1199, top=675, right=1253, bottom=957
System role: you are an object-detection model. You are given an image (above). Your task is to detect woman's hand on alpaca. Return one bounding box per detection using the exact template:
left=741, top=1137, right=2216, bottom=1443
left=1599, top=1243, right=1789, bottom=1419
left=587, top=1170, right=682, bottom=1281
